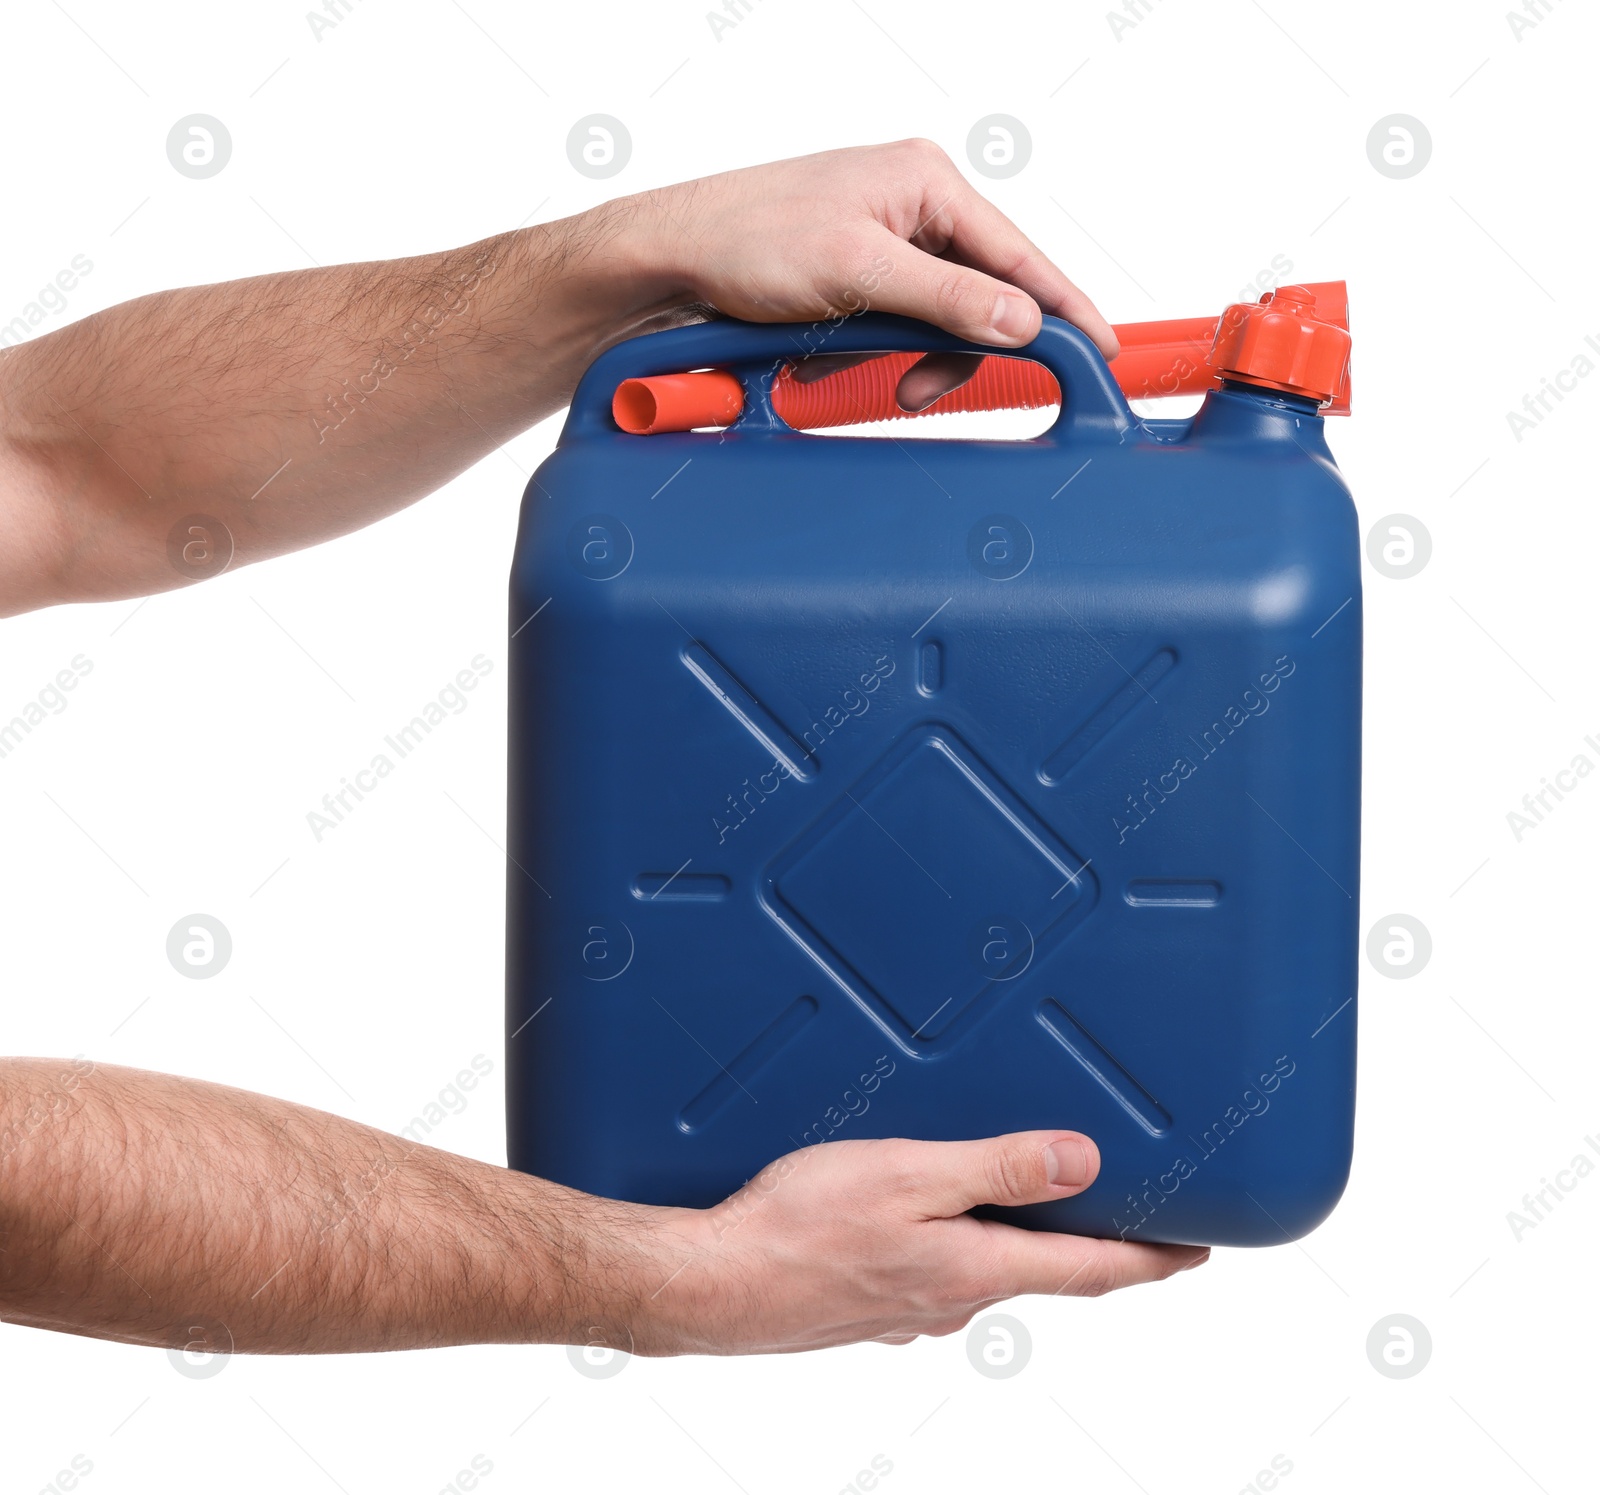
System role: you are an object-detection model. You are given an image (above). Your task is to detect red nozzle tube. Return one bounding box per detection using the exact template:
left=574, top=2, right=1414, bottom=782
left=610, top=282, right=1351, bottom=434
left=612, top=369, right=745, bottom=435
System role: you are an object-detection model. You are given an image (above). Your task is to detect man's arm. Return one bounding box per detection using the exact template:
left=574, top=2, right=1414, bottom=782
left=0, top=143, right=1194, bottom=1356
left=0, top=139, right=1117, bottom=617
left=0, top=1059, right=1204, bottom=1355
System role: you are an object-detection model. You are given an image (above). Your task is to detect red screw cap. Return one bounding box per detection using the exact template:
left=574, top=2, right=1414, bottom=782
left=1208, top=284, right=1352, bottom=413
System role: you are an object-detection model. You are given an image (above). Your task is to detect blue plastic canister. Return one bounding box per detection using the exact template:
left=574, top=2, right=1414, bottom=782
left=506, top=310, right=1360, bottom=1246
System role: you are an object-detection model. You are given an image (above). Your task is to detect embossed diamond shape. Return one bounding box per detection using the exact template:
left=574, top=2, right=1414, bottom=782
left=766, top=727, right=1096, bottom=1048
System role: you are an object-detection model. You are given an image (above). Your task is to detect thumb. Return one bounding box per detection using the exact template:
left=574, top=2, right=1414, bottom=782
left=906, top=1130, right=1101, bottom=1219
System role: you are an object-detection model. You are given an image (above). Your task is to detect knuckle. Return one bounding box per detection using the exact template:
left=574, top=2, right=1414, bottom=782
left=832, top=223, right=873, bottom=256
left=1072, top=1244, right=1126, bottom=1299
left=924, top=1231, right=1009, bottom=1305
left=946, top=1253, right=1002, bottom=1306
left=820, top=230, right=882, bottom=292
left=1079, top=1271, right=1117, bottom=1300
left=1003, top=245, right=1050, bottom=287
left=983, top=1143, right=1041, bottom=1204
left=874, top=1139, right=931, bottom=1198
left=896, top=136, right=949, bottom=167
left=931, top=273, right=983, bottom=329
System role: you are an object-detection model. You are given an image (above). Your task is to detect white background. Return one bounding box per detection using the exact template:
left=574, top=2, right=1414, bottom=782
left=2, top=1, right=1596, bottom=1491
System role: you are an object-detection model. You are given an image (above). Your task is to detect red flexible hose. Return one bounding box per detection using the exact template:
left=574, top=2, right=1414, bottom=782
left=612, top=282, right=1350, bottom=433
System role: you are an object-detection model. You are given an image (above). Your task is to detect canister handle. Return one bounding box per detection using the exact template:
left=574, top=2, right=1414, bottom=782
left=562, top=312, right=1137, bottom=447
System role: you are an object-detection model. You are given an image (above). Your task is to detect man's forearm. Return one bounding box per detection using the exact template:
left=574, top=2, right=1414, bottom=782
left=0, top=1055, right=1204, bottom=1356
left=0, top=201, right=689, bottom=615
left=0, top=1057, right=682, bottom=1354
left=0, top=144, right=1129, bottom=619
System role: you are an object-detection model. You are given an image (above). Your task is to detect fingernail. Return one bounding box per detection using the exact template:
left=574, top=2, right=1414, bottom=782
left=1044, top=1138, right=1091, bottom=1189
left=1181, top=1249, right=1211, bottom=1271
left=987, top=293, right=1033, bottom=344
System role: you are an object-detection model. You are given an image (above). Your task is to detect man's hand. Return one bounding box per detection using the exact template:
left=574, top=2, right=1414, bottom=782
left=0, top=140, right=1116, bottom=615
left=637, top=139, right=1119, bottom=412
left=649, top=140, right=1118, bottom=354
left=634, top=1133, right=1206, bottom=1356
left=0, top=1060, right=1204, bottom=1356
